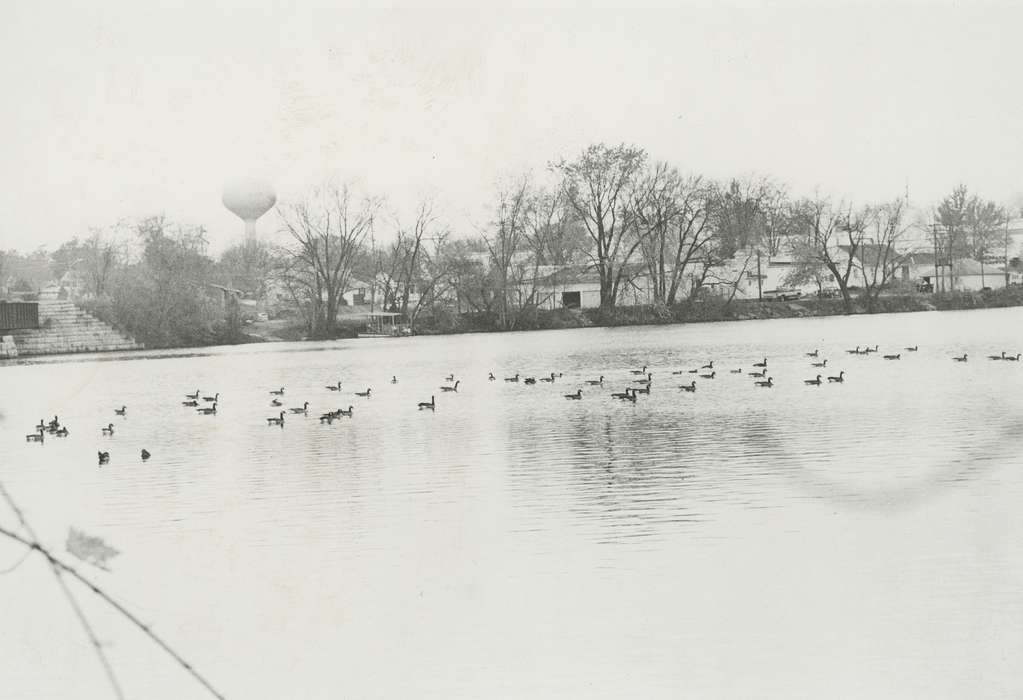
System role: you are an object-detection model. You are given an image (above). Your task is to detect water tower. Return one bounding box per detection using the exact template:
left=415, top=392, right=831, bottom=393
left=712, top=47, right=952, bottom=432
left=222, top=178, right=276, bottom=240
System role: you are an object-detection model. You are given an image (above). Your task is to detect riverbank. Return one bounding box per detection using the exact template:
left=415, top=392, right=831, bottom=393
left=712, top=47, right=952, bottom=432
left=407, top=287, right=1023, bottom=336
left=14, top=287, right=1017, bottom=358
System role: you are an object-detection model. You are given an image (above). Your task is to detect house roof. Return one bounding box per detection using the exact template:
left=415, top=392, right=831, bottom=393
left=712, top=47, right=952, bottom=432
left=949, top=259, right=1005, bottom=275
left=532, top=262, right=650, bottom=287
left=837, top=244, right=910, bottom=267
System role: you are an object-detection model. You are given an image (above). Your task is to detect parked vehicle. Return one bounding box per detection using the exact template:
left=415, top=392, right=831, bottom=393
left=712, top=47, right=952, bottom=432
left=761, top=289, right=802, bottom=302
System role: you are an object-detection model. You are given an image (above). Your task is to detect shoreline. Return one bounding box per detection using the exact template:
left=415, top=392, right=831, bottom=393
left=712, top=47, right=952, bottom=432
left=406, top=287, right=1023, bottom=337
left=5, top=289, right=1022, bottom=360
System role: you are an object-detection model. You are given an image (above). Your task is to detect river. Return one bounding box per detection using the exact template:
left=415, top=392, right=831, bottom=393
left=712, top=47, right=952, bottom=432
left=2, top=307, right=1022, bottom=699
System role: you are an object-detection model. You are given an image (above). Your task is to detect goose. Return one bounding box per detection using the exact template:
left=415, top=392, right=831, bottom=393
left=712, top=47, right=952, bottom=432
left=203, top=392, right=219, bottom=403
left=804, top=375, right=822, bottom=386
left=753, top=358, right=767, bottom=368
left=630, top=365, right=648, bottom=375
left=585, top=375, right=605, bottom=385
left=811, top=359, right=828, bottom=368
left=504, top=373, right=520, bottom=382
left=539, top=372, right=557, bottom=383
left=806, top=349, right=819, bottom=357
left=633, top=372, right=653, bottom=385
left=488, top=372, right=496, bottom=381
left=418, top=395, right=436, bottom=410
left=444, top=374, right=455, bottom=382
left=325, top=381, right=342, bottom=391
left=185, top=390, right=200, bottom=400
left=687, top=368, right=699, bottom=374
left=845, top=346, right=860, bottom=355
left=730, top=368, right=743, bottom=374
left=338, top=406, right=354, bottom=417
left=26, top=431, right=44, bottom=442
left=1006, top=353, right=1022, bottom=362
left=701, top=360, right=714, bottom=370
left=98, top=451, right=110, bottom=464
left=611, top=388, right=634, bottom=400
left=270, top=398, right=282, bottom=407
left=440, top=380, right=460, bottom=392
left=101, top=423, right=114, bottom=435
left=35, top=419, right=46, bottom=431
left=391, top=376, right=398, bottom=384
left=114, top=405, right=127, bottom=416
left=864, top=345, right=879, bottom=354
left=883, top=353, right=901, bottom=360
left=748, top=369, right=767, bottom=377
left=197, top=403, right=218, bottom=415
left=619, top=389, right=637, bottom=403
left=564, top=389, right=583, bottom=400
left=987, top=351, right=1006, bottom=360
left=523, top=377, right=537, bottom=385
left=699, top=370, right=716, bottom=379
left=952, top=353, right=968, bottom=362
left=634, top=384, right=651, bottom=395
left=905, top=345, right=918, bottom=352
left=354, top=388, right=371, bottom=397
left=827, top=371, right=846, bottom=383
left=754, top=377, right=774, bottom=388
left=679, top=381, right=697, bottom=392
left=671, top=369, right=686, bottom=375
left=267, top=411, right=285, bottom=426
left=141, top=449, right=150, bottom=461
left=182, top=399, right=199, bottom=407
left=289, top=401, right=310, bottom=414
left=319, top=410, right=338, bottom=423
left=55, top=427, right=69, bottom=437
left=270, top=387, right=285, bottom=396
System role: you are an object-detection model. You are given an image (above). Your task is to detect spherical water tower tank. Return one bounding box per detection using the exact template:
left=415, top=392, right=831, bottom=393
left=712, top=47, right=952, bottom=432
left=222, top=179, right=276, bottom=239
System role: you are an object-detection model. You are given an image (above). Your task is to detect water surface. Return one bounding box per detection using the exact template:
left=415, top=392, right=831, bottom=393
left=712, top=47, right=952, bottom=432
left=2, top=308, right=1022, bottom=699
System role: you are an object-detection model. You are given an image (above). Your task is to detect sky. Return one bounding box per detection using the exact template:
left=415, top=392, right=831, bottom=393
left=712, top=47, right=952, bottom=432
left=2, top=0, right=1022, bottom=254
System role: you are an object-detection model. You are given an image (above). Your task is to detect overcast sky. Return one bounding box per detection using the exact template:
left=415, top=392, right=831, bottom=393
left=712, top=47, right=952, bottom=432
left=2, top=1, right=1021, bottom=254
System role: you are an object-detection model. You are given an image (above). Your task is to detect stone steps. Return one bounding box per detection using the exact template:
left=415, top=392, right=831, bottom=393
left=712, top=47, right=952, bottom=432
left=6, top=301, right=143, bottom=356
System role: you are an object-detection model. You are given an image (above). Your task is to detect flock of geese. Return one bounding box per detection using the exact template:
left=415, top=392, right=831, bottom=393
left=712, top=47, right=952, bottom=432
left=20, top=343, right=1019, bottom=464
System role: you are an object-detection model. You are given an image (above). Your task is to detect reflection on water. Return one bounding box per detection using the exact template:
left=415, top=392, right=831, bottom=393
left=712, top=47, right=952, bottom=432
left=2, top=308, right=1023, bottom=699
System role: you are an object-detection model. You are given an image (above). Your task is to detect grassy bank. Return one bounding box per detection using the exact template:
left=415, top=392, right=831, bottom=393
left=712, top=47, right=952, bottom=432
left=411, top=287, right=1023, bottom=336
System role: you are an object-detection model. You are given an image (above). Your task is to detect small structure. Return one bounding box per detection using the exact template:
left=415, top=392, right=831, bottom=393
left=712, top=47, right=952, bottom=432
left=342, top=311, right=406, bottom=337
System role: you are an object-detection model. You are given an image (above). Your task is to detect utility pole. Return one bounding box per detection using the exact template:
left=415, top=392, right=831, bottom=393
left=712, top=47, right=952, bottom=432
left=1006, top=216, right=1012, bottom=287
left=932, top=223, right=940, bottom=293
left=756, top=250, right=763, bottom=301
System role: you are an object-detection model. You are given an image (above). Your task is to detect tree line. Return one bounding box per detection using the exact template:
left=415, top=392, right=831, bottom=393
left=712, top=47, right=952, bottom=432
left=3, top=142, right=1018, bottom=347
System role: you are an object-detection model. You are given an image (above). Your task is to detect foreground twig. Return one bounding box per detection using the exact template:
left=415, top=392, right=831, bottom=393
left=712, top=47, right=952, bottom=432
left=0, top=482, right=125, bottom=700
left=0, top=487, right=225, bottom=699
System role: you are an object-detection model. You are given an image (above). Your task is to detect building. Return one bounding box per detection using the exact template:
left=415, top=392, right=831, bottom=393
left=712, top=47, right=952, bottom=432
left=528, top=265, right=655, bottom=310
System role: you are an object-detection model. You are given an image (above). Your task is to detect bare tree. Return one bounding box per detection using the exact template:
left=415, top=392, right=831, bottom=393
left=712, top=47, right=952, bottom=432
left=856, top=199, right=910, bottom=312
left=787, top=197, right=867, bottom=313
left=551, top=143, right=647, bottom=309
left=277, top=182, right=380, bottom=336
left=933, top=184, right=971, bottom=291
left=481, top=175, right=532, bottom=328
left=526, top=186, right=586, bottom=267
left=632, top=165, right=718, bottom=304
left=51, top=230, right=121, bottom=298
left=965, top=196, right=1007, bottom=288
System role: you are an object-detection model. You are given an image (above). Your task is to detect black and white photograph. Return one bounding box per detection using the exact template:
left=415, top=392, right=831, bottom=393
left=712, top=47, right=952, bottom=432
left=2, top=1, right=1022, bottom=698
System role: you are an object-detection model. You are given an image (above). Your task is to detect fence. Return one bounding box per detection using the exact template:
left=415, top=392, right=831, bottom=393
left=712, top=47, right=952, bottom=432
left=0, top=302, right=40, bottom=330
